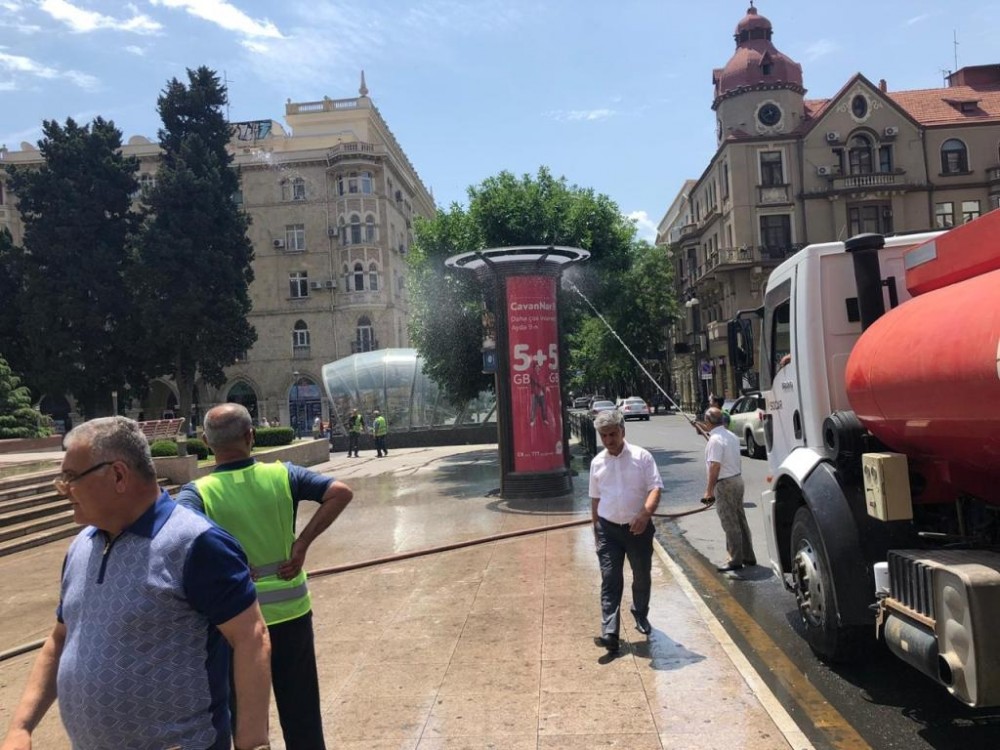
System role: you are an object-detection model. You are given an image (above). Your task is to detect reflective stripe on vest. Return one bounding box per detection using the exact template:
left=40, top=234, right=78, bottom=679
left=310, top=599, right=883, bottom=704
left=195, top=461, right=311, bottom=626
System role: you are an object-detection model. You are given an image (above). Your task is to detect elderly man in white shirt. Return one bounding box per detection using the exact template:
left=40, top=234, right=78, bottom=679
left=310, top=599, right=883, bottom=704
left=589, top=409, right=663, bottom=653
left=702, top=407, right=755, bottom=572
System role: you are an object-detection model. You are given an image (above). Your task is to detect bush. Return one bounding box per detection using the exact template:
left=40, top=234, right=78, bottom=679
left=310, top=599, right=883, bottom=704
left=150, top=440, right=179, bottom=457
left=184, top=438, right=211, bottom=460
left=254, top=427, right=295, bottom=447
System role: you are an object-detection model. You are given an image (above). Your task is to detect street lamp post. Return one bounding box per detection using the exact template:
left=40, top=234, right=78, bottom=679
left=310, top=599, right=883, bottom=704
left=685, top=295, right=708, bottom=415
left=292, top=371, right=300, bottom=438
left=111, top=390, right=119, bottom=417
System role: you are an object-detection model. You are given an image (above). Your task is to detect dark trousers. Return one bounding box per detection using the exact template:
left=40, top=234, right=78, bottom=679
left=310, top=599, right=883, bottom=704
left=595, top=517, right=654, bottom=637
left=375, top=435, right=387, bottom=456
left=233, top=612, right=325, bottom=749
left=348, top=432, right=360, bottom=455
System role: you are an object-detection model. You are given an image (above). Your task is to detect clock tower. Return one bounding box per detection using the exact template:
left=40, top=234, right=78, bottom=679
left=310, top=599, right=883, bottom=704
left=712, top=3, right=805, bottom=144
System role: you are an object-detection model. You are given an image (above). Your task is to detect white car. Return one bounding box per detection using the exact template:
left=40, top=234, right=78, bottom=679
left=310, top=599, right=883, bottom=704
left=616, top=397, right=650, bottom=421
left=727, top=391, right=766, bottom=458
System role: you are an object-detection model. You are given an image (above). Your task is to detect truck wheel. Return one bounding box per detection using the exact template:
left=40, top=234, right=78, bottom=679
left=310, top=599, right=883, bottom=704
left=745, top=431, right=765, bottom=459
left=790, top=506, right=865, bottom=662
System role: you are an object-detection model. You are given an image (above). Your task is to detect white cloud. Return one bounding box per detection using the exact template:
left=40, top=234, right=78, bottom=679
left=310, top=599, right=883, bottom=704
left=801, top=39, right=839, bottom=62
left=150, top=0, right=283, bottom=38
left=38, top=0, right=161, bottom=34
left=124, top=45, right=145, bottom=56
left=548, top=108, right=617, bottom=122
left=905, top=13, right=932, bottom=25
left=627, top=210, right=657, bottom=243
left=0, top=49, right=99, bottom=90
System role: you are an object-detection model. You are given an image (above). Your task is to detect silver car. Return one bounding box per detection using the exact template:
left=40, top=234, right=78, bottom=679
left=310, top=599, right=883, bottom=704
left=727, top=392, right=766, bottom=459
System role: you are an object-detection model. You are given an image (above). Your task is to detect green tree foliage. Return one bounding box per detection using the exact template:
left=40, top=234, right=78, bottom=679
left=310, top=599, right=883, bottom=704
left=133, top=67, right=256, bottom=425
left=0, top=356, right=50, bottom=438
left=408, top=168, right=637, bottom=402
left=0, top=228, right=25, bottom=371
left=3, top=118, right=141, bottom=416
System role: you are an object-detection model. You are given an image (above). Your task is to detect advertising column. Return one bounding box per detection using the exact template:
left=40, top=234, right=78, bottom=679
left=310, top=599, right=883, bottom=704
left=506, top=275, right=563, bottom=472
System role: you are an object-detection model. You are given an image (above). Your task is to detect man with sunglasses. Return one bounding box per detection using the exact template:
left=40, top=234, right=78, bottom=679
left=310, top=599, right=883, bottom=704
left=1, top=417, right=272, bottom=750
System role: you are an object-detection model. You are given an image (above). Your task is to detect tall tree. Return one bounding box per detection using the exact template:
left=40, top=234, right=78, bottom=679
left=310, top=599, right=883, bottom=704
left=408, top=167, right=637, bottom=402
left=0, top=227, right=26, bottom=373
left=4, top=118, right=141, bottom=416
left=133, top=67, right=256, bottom=425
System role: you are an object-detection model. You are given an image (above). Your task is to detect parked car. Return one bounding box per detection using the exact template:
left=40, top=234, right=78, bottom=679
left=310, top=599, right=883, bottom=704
left=616, top=397, right=650, bottom=421
left=727, top=391, right=766, bottom=459
left=588, top=400, right=616, bottom=418
left=572, top=395, right=591, bottom=409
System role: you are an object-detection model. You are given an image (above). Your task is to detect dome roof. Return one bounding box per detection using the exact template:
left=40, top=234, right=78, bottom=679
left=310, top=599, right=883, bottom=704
left=713, top=5, right=803, bottom=107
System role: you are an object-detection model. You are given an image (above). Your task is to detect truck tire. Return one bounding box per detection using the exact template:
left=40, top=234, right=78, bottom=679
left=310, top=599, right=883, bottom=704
left=790, top=506, right=866, bottom=662
left=746, top=431, right=765, bottom=459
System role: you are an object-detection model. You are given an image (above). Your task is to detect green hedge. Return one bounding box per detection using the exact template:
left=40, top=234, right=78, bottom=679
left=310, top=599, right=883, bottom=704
left=184, top=438, right=211, bottom=460
left=254, top=427, right=295, bottom=447
left=150, top=440, right=179, bottom=457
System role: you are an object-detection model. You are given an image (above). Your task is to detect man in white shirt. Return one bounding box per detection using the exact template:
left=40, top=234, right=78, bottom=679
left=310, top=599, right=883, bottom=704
left=589, top=409, right=663, bottom=652
left=702, top=407, right=755, bottom=572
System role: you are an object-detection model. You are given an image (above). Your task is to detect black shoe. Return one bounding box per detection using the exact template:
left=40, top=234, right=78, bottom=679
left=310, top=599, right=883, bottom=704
left=745, top=560, right=757, bottom=567
left=633, top=613, right=651, bottom=635
left=716, top=562, right=744, bottom=572
left=594, top=634, right=620, bottom=653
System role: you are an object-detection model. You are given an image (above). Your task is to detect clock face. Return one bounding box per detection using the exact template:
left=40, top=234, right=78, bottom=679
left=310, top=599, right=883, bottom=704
left=758, top=102, right=782, bottom=127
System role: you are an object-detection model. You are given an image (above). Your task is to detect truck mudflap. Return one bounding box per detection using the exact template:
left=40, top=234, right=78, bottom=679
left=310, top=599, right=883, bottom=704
left=881, top=549, right=1000, bottom=707
left=800, top=462, right=874, bottom=628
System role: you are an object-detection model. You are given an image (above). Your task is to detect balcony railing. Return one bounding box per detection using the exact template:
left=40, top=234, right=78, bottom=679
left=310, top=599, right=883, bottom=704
left=692, top=244, right=803, bottom=283
left=987, top=166, right=1000, bottom=186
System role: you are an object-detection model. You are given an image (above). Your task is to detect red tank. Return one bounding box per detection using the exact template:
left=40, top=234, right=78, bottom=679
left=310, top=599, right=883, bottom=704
left=845, top=215, right=1000, bottom=502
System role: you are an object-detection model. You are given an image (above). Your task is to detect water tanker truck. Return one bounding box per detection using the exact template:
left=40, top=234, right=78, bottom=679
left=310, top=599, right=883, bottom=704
left=729, top=209, right=1000, bottom=706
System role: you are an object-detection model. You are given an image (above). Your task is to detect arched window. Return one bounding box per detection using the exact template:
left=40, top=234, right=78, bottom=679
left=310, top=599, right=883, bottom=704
left=350, top=214, right=362, bottom=245
left=848, top=134, right=873, bottom=175
left=339, top=217, right=347, bottom=245
left=356, top=315, right=375, bottom=353
left=293, top=320, right=310, bottom=349
left=941, top=139, right=969, bottom=173
left=291, top=177, right=306, bottom=200
left=361, top=171, right=373, bottom=194
left=368, top=262, right=379, bottom=291
left=353, top=262, right=365, bottom=291
left=365, top=215, right=376, bottom=242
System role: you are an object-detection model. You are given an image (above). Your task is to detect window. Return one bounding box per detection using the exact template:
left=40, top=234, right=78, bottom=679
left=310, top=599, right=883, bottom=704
left=285, top=224, right=305, bottom=253
left=356, top=316, right=375, bottom=353
left=289, top=271, right=308, bottom=298
left=848, top=203, right=893, bottom=235
left=962, top=200, right=981, bottom=223
left=721, top=162, right=729, bottom=200
left=231, top=189, right=243, bottom=206
left=336, top=175, right=345, bottom=196
left=350, top=215, right=361, bottom=245
left=338, top=217, right=347, bottom=245
left=941, top=139, right=969, bottom=173
left=760, top=280, right=791, bottom=391
left=365, top=215, right=376, bottom=243
left=0, top=182, right=5, bottom=205
left=368, top=262, right=379, bottom=291
left=138, top=173, right=156, bottom=196
left=759, top=151, right=783, bottom=187
left=878, top=145, right=893, bottom=173
left=759, top=214, right=791, bottom=256
left=851, top=94, right=868, bottom=119
left=292, top=320, right=310, bottom=349
left=848, top=135, right=873, bottom=175
left=291, top=178, right=306, bottom=201
left=934, top=202, right=954, bottom=228
left=361, top=171, right=373, bottom=194
left=353, top=262, right=365, bottom=291
left=348, top=172, right=358, bottom=194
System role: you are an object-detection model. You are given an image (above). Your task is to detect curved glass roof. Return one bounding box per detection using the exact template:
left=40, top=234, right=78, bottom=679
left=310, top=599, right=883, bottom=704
left=321, top=348, right=496, bottom=432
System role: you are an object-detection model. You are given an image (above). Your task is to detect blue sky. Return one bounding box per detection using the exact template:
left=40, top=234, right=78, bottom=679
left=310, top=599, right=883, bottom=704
left=2, top=0, right=998, bottom=241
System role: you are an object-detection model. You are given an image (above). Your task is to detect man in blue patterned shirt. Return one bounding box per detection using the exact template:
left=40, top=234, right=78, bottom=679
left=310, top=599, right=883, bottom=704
left=0, top=417, right=272, bottom=750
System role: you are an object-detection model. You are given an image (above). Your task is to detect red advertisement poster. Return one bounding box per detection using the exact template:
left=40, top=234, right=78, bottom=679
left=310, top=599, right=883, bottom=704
left=506, top=275, right=563, bottom=472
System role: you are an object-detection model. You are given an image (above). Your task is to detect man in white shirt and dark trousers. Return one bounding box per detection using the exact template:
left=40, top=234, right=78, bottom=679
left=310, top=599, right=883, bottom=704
left=589, top=409, right=663, bottom=653
left=702, top=407, right=756, bottom=572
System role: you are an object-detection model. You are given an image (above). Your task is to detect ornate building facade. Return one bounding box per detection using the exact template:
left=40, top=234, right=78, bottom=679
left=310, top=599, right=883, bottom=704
left=0, top=75, right=435, bottom=432
left=658, top=4, right=1000, bottom=412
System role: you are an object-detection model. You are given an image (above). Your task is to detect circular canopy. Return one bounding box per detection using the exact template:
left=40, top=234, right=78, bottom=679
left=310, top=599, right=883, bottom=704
left=445, top=245, right=589, bottom=272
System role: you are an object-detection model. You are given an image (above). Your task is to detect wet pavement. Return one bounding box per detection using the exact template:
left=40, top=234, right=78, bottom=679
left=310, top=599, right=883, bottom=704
left=0, top=443, right=808, bottom=749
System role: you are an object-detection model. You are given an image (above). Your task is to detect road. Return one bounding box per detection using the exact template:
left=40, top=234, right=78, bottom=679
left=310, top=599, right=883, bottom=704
left=605, top=412, right=1000, bottom=750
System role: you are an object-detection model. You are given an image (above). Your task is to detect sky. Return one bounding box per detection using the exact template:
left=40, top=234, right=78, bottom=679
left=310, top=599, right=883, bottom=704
left=2, top=0, right=999, bottom=242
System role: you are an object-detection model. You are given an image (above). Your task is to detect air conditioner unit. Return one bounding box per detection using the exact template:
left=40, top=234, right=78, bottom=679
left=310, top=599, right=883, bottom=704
left=323, top=280, right=336, bottom=289
left=309, top=281, right=323, bottom=290
left=272, top=239, right=285, bottom=249
left=817, top=165, right=832, bottom=176
left=884, top=126, right=899, bottom=137
left=825, top=131, right=840, bottom=143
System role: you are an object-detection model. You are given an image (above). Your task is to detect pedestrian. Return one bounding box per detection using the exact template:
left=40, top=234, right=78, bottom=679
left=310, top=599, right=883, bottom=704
left=589, top=409, right=663, bottom=653
left=701, top=407, right=756, bottom=572
left=372, top=409, right=388, bottom=457
left=176, top=403, right=354, bottom=750
left=346, top=407, right=365, bottom=457
left=0, top=417, right=271, bottom=750
left=694, top=394, right=730, bottom=436
left=311, top=415, right=322, bottom=439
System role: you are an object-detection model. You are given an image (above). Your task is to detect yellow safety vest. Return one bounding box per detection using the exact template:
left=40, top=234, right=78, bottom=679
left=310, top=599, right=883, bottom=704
left=195, top=461, right=311, bottom=626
